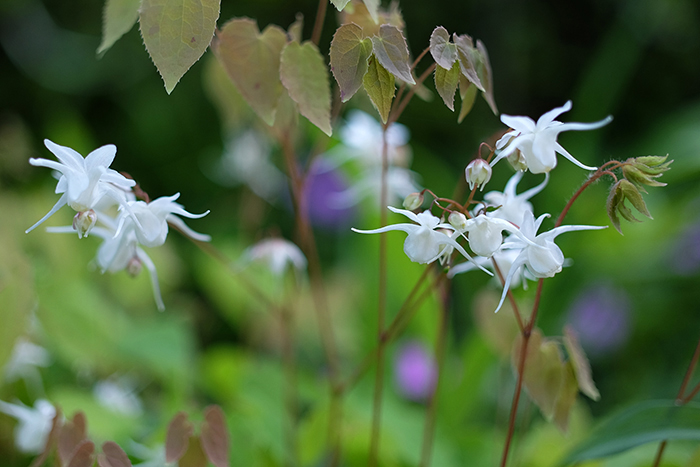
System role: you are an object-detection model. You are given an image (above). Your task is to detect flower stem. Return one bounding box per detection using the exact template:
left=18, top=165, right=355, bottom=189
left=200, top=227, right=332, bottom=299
left=311, top=0, right=328, bottom=46
left=279, top=301, right=299, bottom=467
left=368, top=127, right=391, bottom=467
left=419, top=280, right=450, bottom=467
left=389, top=63, right=437, bottom=125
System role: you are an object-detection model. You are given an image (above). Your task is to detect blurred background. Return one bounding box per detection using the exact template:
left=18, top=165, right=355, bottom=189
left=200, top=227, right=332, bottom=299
left=1, top=0, right=700, bottom=465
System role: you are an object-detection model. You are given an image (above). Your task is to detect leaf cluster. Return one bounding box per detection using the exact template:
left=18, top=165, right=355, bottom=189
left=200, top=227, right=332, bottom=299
left=606, top=155, right=672, bottom=234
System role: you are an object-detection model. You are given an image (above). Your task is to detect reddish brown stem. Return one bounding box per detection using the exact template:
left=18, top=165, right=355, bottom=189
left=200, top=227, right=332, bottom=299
left=311, top=0, right=328, bottom=45
left=389, top=63, right=437, bottom=125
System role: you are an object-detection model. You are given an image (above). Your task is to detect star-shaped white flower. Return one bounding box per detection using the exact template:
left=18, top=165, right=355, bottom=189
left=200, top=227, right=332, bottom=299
left=0, top=399, right=56, bottom=454
left=481, top=171, right=548, bottom=224
left=460, top=214, right=523, bottom=258
left=26, top=139, right=135, bottom=233
left=352, top=207, right=489, bottom=272
left=492, top=101, right=612, bottom=174
left=493, top=211, right=606, bottom=312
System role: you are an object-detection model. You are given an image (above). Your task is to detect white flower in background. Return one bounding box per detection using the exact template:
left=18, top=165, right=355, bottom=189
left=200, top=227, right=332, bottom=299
left=481, top=171, right=549, bottom=225
left=492, top=101, right=612, bottom=174
left=3, top=338, right=50, bottom=384
left=330, top=166, right=421, bottom=208
left=0, top=399, right=55, bottom=454
left=243, top=238, right=307, bottom=276
left=493, top=211, right=606, bottom=312
left=128, top=442, right=169, bottom=467
left=26, top=139, right=135, bottom=234
left=94, top=377, right=143, bottom=416
left=337, top=110, right=410, bottom=167
left=353, top=207, right=490, bottom=271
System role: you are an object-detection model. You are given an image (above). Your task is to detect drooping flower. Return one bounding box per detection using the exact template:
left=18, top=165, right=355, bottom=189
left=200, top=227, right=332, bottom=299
left=0, top=399, right=56, bottom=454
left=493, top=211, right=606, bottom=312
left=243, top=238, right=307, bottom=276
left=352, top=207, right=489, bottom=270
left=481, top=171, right=549, bottom=224
left=26, top=139, right=135, bottom=234
left=465, top=158, right=492, bottom=191
left=492, top=101, right=612, bottom=174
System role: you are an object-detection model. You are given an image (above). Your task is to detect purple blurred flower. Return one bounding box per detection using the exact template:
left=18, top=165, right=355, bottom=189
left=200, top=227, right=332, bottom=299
left=670, top=221, right=700, bottom=275
left=302, top=158, right=355, bottom=229
left=566, top=283, right=631, bottom=356
left=393, top=341, right=437, bottom=401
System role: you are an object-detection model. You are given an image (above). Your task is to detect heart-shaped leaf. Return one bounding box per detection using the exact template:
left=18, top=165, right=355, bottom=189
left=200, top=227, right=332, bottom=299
left=98, top=441, right=132, bottom=467
left=165, top=412, right=194, bottom=463
left=476, top=39, right=498, bottom=114
left=330, top=23, right=373, bottom=102
left=97, top=0, right=140, bottom=56
left=434, top=62, right=460, bottom=111
left=200, top=406, right=230, bottom=467
left=363, top=54, right=395, bottom=124
left=454, top=33, right=484, bottom=91
left=429, top=26, right=457, bottom=70
left=371, top=24, right=415, bottom=84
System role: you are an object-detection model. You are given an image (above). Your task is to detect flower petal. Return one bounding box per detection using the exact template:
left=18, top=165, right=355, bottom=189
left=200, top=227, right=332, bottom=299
left=535, top=100, right=572, bottom=129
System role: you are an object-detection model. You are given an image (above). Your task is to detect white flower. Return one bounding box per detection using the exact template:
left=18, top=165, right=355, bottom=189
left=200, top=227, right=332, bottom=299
left=448, top=249, right=534, bottom=289
left=329, top=166, right=421, bottom=208
left=243, top=238, right=307, bottom=276
left=94, top=377, right=143, bottom=416
left=338, top=110, right=410, bottom=167
left=3, top=338, right=50, bottom=383
left=0, top=399, right=56, bottom=454
left=482, top=171, right=548, bottom=224
left=352, top=207, right=489, bottom=272
left=493, top=211, right=606, bottom=312
left=117, top=193, right=210, bottom=248
left=492, top=101, right=612, bottom=174
left=460, top=214, right=522, bottom=258
left=26, top=139, right=135, bottom=234
left=465, top=159, right=492, bottom=191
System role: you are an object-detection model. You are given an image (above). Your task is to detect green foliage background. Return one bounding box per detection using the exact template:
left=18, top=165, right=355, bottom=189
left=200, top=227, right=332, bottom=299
left=1, top=0, right=700, bottom=465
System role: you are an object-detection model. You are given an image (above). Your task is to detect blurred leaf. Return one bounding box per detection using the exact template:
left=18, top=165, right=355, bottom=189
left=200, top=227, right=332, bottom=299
left=330, top=23, right=373, bottom=103
left=561, top=401, right=700, bottom=465
left=166, top=412, right=193, bottom=463
left=287, top=13, right=303, bottom=43
left=66, top=440, right=95, bottom=467
left=457, top=74, right=477, bottom=124
left=472, top=289, right=520, bottom=358
left=279, top=41, right=333, bottom=136
left=371, top=25, right=415, bottom=84
left=98, top=441, right=132, bottom=467
left=453, top=33, right=484, bottom=92
left=58, top=412, right=88, bottom=466
left=563, top=326, right=600, bottom=401
left=552, top=363, right=579, bottom=433
left=475, top=40, right=498, bottom=115
left=97, top=0, right=140, bottom=56
left=139, top=0, right=221, bottom=94
left=29, top=408, right=63, bottom=467
left=330, top=0, right=351, bottom=11
left=429, top=26, right=457, bottom=69
left=179, top=436, right=207, bottom=467
left=362, top=0, right=379, bottom=23
left=363, top=55, right=395, bottom=124
left=434, top=62, right=460, bottom=111
left=201, top=406, right=230, bottom=467
left=213, top=18, right=287, bottom=125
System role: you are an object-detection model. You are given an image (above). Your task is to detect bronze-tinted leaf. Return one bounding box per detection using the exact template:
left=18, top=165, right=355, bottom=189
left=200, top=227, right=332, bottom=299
left=165, top=412, right=194, bottom=463
left=97, top=0, right=140, bottom=56
left=330, top=23, right=373, bottom=102
left=66, top=440, right=95, bottom=467
left=564, top=326, right=600, bottom=401
left=213, top=18, right=288, bottom=126
left=363, top=54, right=395, bottom=124
left=434, top=62, right=460, bottom=111
left=179, top=436, right=208, bottom=467
left=98, top=441, right=132, bottom=467
left=429, top=26, right=457, bottom=70
left=362, top=0, right=380, bottom=23
left=454, top=33, right=484, bottom=91
left=552, top=362, right=580, bottom=433
left=476, top=40, right=498, bottom=115
left=280, top=41, right=333, bottom=136
left=457, top=74, right=477, bottom=124
left=58, top=412, right=88, bottom=466
left=472, top=289, right=520, bottom=358
left=201, top=406, right=230, bottom=467
left=329, top=0, right=351, bottom=10
left=371, top=25, right=415, bottom=84
left=29, top=407, right=63, bottom=467
left=139, top=0, right=221, bottom=94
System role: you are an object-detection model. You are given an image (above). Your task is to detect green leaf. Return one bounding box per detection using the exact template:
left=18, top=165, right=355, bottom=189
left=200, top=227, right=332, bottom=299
left=619, top=179, right=652, bottom=219
left=97, top=0, right=140, bottom=56
left=476, top=40, right=498, bottom=115
left=371, top=24, right=415, bottom=84
left=139, top=0, right=221, bottom=94
left=454, top=33, right=484, bottom=91
left=362, top=0, right=380, bottom=23
left=363, top=54, right=395, bottom=124
left=213, top=18, right=288, bottom=126
left=330, top=23, right=373, bottom=102
left=287, top=13, right=303, bottom=43
left=606, top=180, right=624, bottom=234
left=434, top=62, right=460, bottom=111
left=561, top=401, right=700, bottom=465
left=329, top=0, right=351, bottom=10
left=457, top=73, right=477, bottom=123
left=552, top=363, right=579, bottom=433
left=563, top=326, right=600, bottom=401
left=429, top=26, right=457, bottom=70
left=279, top=41, right=332, bottom=136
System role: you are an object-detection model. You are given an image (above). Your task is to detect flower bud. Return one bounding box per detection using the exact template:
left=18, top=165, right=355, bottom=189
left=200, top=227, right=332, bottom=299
left=126, top=256, right=142, bottom=277
left=448, top=211, right=468, bottom=231
left=507, top=150, right=528, bottom=172
left=72, top=209, right=97, bottom=239
left=465, top=159, right=492, bottom=191
left=403, top=192, right=424, bottom=211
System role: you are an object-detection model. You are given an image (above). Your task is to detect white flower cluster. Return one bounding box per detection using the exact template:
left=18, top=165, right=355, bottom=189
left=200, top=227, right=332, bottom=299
left=27, top=139, right=210, bottom=310
left=353, top=102, right=610, bottom=312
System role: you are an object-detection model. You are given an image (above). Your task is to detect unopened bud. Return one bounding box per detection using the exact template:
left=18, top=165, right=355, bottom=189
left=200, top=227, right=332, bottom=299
left=448, top=211, right=468, bottom=231
left=403, top=192, right=424, bottom=211
left=72, top=209, right=97, bottom=239
left=507, top=150, right=528, bottom=172
left=465, top=159, right=492, bottom=191
left=126, top=256, right=142, bottom=277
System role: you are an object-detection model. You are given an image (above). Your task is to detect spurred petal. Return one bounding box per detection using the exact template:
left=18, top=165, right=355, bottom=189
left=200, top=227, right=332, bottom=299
left=501, top=114, right=536, bottom=133
left=25, top=193, right=68, bottom=233
left=535, top=100, right=572, bottom=129
left=137, top=248, right=165, bottom=311
left=554, top=143, right=597, bottom=171
left=84, top=144, right=117, bottom=171
left=44, top=139, right=84, bottom=170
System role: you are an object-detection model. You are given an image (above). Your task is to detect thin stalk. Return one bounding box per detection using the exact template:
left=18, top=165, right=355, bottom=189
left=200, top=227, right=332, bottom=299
left=419, top=279, right=450, bottom=467
left=368, top=128, right=391, bottom=467
left=388, top=63, right=437, bottom=125
left=652, top=334, right=700, bottom=467
left=311, top=0, right=328, bottom=45
left=280, top=303, right=299, bottom=467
